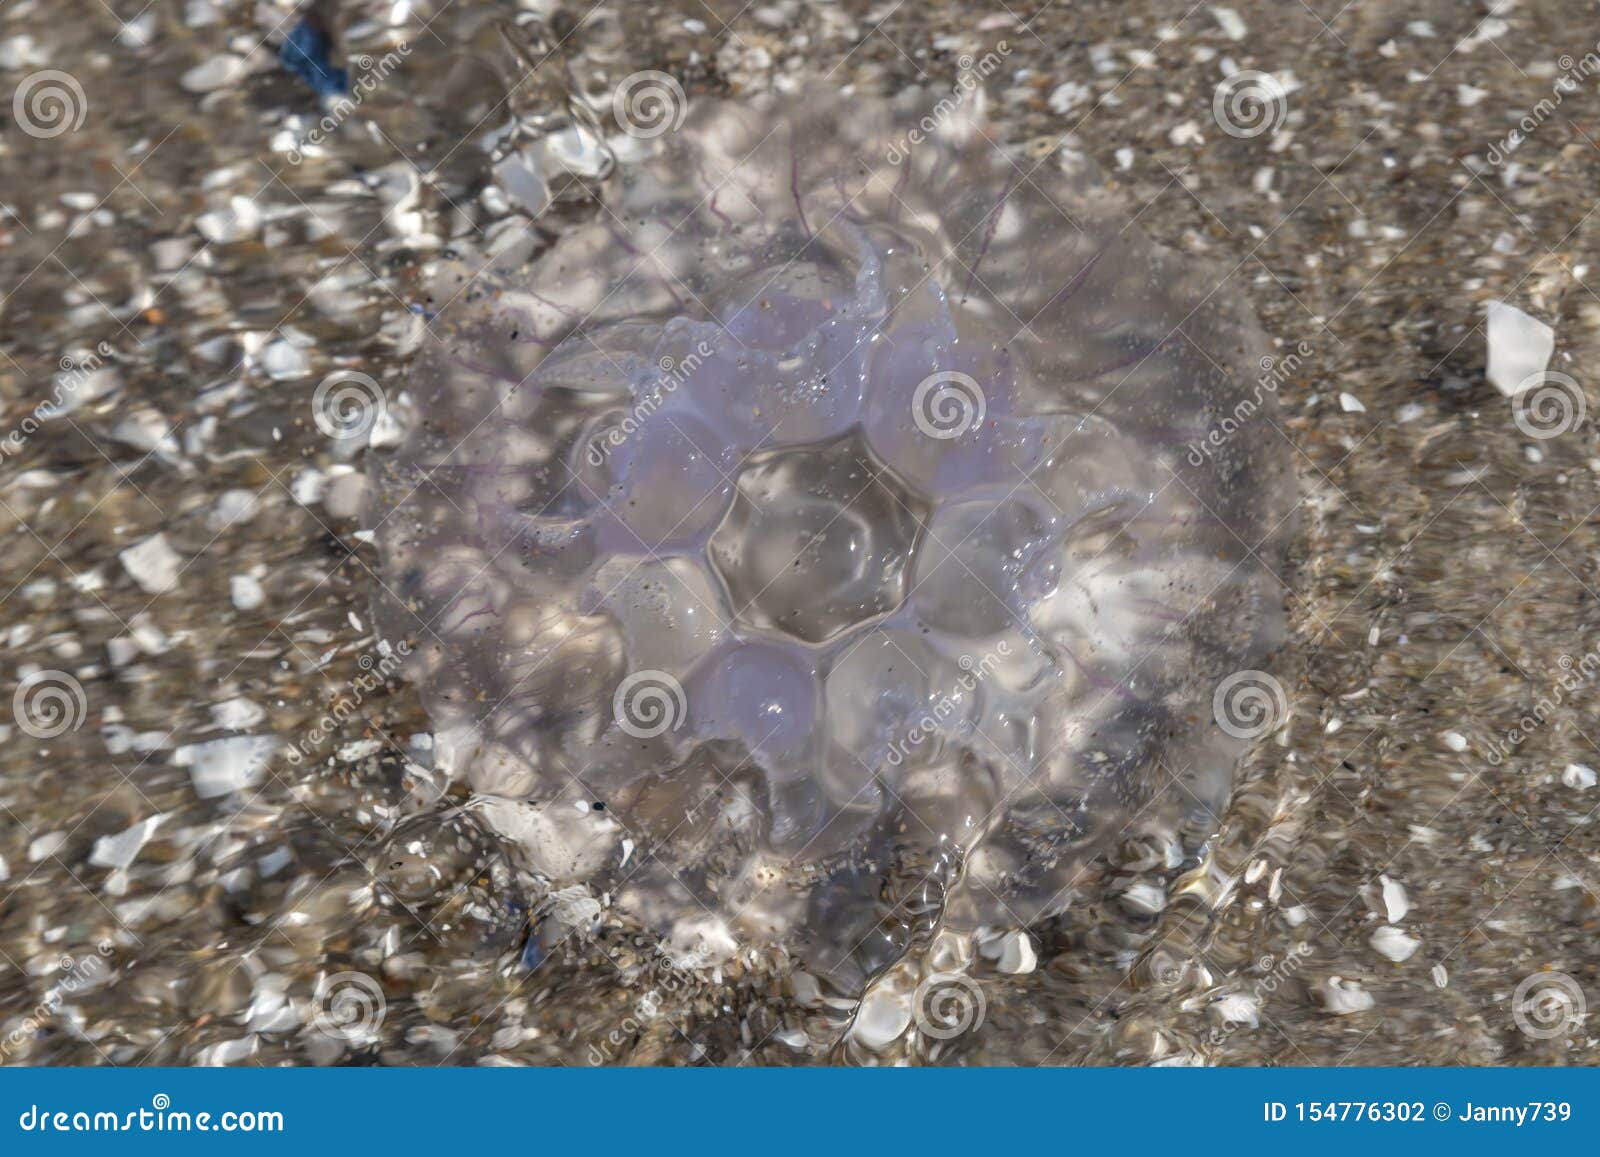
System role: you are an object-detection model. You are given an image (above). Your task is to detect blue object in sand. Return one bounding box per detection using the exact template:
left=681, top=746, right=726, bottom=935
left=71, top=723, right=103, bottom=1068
left=281, top=15, right=348, bottom=96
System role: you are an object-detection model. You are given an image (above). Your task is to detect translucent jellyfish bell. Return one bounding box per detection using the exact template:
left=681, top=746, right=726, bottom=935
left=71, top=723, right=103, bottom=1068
left=368, top=88, right=1292, bottom=989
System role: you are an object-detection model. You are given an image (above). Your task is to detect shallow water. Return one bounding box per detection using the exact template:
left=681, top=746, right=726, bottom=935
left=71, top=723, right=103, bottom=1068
left=371, top=87, right=1291, bottom=1011
left=2, top=0, right=1599, bottom=1067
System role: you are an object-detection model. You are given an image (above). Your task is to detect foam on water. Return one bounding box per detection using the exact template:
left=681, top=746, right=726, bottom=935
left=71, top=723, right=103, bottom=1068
left=368, top=89, right=1291, bottom=993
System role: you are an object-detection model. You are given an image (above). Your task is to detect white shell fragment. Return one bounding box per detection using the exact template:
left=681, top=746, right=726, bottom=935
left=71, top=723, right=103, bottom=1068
left=119, top=533, right=184, bottom=595
left=1485, top=300, right=1554, bottom=397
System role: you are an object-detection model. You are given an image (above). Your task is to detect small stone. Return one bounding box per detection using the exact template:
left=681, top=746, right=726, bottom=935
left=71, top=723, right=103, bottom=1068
left=1485, top=300, right=1554, bottom=397
left=1370, top=925, right=1420, bottom=962
left=1210, top=992, right=1259, bottom=1028
left=181, top=54, right=248, bottom=93
left=29, top=832, right=67, bottom=862
left=196, top=196, right=261, bottom=243
left=230, top=574, right=265, bottom=611
left=850, top=987, right=911, bottom=1050
left=210, top=698, right=264, bottom=731
left=89, top=814, right=166, bottom=870
left=1442, top=730, right=1468, bottom=752
left=120, top=533, right=183, bottom=594
left=1379, top=875, right=1410, bottom=923
left=261, top=339, right=309, bottom=381
left=176, top=735, right=278, bottom=799
left=207, top=489, right=260, bottom=532
left=1562, top=763, right=1597, bottom=790
left=1339, top=392, right=1366, bottom=412
left=995, top=930, right=1038, bottom=975
left=1048, top=81, right=1091, bottom=114
left=1314, top=975, right=1375, bottom=1015
left=1210, top=6, right=1247, bottom=39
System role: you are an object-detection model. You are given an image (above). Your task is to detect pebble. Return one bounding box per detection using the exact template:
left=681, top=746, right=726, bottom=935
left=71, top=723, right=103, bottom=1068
left=1370, top=925, right=1421, bottom=962
left=1048, top=81, right=1091, bottom=114
left=850, top=987, right=912, bottom=1050
left=1315, top=975, right=1375, bottom=1015
left=261, top=339, right=310, bottom=381
left=995, top=930, right=1038, bottom=974
left=1484, top=300, right=1554, bottom=397
left=207, top=489, right=260, bottom=532
left=1441, top=730, right=1468, bottom=752
left=181, top=54, right=248, bottom=93
left=1379, top=875, right=1410, bottom=923
left=209, top=698, right=265, bottom=731
left=119, top=533, right=184, bottom=595
left=29, top=832, right=67, bottom=862
left=196, top=196, right=262, bottom=244
left=175, top=735, right=277, bottom=799
left=1562, top=763, right=1597, bottom=790
left=89, top=814, right=167, bottom=871
left=229, top=574, right=265, bottom=611
left=1210, top=6, right=1247, bottom=39
left=1210, top=992, right=1259, bottom=1028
